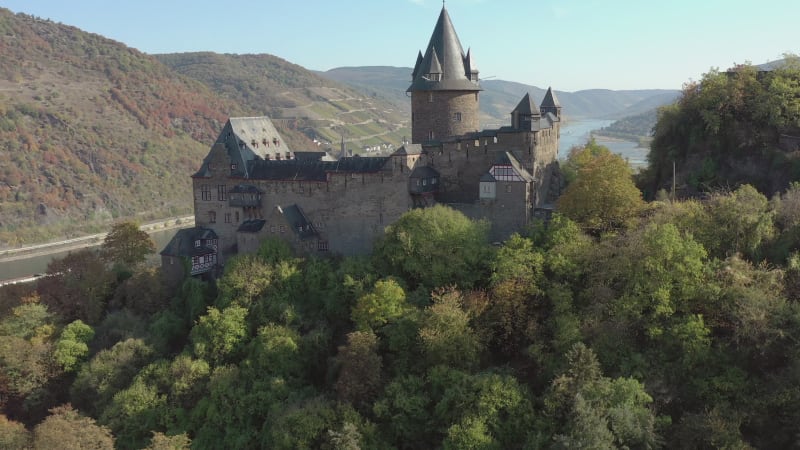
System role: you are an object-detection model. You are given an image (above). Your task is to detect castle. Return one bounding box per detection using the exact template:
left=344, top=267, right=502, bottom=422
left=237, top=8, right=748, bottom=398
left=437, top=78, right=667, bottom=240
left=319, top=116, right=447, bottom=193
left=161, top=5, right=561, bottom=281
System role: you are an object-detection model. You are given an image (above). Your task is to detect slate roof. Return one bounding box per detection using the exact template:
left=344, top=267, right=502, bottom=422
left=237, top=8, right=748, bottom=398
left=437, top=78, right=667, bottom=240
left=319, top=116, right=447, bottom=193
left=194, top=117, right=292, bottom=179
left=480, top=172, right=497, bottom=182
left=541, top=87, right=561, bottom=109
left=512, top=93, right=541, bottom=116
left=160, top=227, right=218, bottom=257
left=408, top=6, right=481, bottom=92
left=294, top=151, right=337, bottom=163
left=237, top=219, right=266, bottom=233
left=410, top=165, right=440, bottom=179
left=247, top=157, right=391, bottom=182
left=278, top=205, right=317, bottom=240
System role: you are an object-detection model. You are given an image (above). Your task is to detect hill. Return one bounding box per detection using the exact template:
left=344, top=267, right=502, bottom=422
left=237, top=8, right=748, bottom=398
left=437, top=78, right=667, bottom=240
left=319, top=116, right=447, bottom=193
left=594, top=108, right=658, bottom=144
left=157, top=54, right=411, bottom=153
left=0, top=9, right=246, bottom=246
left=318, top=66, right=680, bottom=125
left=641, top=60, right=800, bottom=198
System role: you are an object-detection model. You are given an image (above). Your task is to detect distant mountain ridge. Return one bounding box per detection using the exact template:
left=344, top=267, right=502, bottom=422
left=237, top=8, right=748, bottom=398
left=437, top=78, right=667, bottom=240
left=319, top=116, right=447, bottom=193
left=319, top=66, right=680, bottom=125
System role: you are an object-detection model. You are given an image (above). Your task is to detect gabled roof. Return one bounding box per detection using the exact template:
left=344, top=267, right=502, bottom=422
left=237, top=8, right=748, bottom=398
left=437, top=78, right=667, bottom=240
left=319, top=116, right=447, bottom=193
left=490, top=152, right=534, bottom=182
left=160, top=227, right=218, bottom=257
left=512, top=93, right=541, bottom=116
left=480, top=172, right=497, bottom=182
left=541, top=87, right=561, bottom=109
left=237, top=219, right=266, bottom=233
left=408, top=6, right=481, bottom=92
left=390, top=143, right=424, bottom=156
left=278, top=205, right=317, bottom=240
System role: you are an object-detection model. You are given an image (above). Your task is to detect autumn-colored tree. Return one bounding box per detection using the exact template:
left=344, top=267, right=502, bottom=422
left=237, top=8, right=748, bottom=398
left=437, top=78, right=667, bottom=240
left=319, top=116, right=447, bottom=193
left=33, top=404, right=115, bottom=450
left=557, top=144, right=643, bottom=233
left=102, top=221, right=156, bottom=268
left=334, top=330, right=382, bottom=410
left=38, top=249, right=114, bottom=324
left=0, top=414, right=30, bottom=449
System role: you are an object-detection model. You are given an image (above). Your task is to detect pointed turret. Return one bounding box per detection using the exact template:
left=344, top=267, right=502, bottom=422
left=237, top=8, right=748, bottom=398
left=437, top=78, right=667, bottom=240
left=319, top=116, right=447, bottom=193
left=409, top=5, right=481, bottom=143
left=464, top=48, right=478, bottom=82
left=540, top=87, right=561, bottom=118
left=407, top=6, right=480, bottom=92
left=511, top=93, right=541, bottom=130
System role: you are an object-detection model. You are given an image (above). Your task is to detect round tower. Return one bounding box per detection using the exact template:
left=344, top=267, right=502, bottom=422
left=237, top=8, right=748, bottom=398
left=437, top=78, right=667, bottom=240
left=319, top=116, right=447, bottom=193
left=408, top=6, right=481, bottom=144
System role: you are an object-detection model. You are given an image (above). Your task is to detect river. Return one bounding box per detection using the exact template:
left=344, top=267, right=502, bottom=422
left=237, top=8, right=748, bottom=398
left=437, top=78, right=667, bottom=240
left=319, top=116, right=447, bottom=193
left=0, top=228, right=179, bottom=281
left=559, top=119, right=649, bottom=167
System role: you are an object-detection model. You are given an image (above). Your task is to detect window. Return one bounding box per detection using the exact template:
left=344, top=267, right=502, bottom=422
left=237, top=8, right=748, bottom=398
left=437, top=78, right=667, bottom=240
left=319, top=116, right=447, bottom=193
left=231, top=164, right=237, bottom=170
left=209, top=211, right=216, bottom=223
left=280, top=225, right=286, bottom=233
left=217, top=185, right=227, bottom=201
left=224, top=213, right=231, bottom=223
left=428, top=92, right=433, bottom=103
left=453, top=112, right=461, bottom=122
left=422, top=179, right=427, bottom=186
left=270, top=225, right=277, bottom=233
left=318, top=240, right=329, bottom=252
left=235, top=211, right=239, bottom=222
left=505, top=184, right=512, bottom=193
left=432, top=178, right=437, bottom=185
left=194, top=240, right=201, bottom=248
left=428, top=131, right=435, bottom=140
left=201, top=185, right=211, bottom=201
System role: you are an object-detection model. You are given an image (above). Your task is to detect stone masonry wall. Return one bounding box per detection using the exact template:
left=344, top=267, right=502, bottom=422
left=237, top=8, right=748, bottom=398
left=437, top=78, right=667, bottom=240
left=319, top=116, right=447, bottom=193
left=411, top=90, right=479, bottom=143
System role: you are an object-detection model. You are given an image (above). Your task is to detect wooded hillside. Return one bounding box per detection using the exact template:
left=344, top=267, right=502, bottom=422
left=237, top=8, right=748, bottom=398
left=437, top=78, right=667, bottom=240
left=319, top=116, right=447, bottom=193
left=641, top=58, right=800, bottom=198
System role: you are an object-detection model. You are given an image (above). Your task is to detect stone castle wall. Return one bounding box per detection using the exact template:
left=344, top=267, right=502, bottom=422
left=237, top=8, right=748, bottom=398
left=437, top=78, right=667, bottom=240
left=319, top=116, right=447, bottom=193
left=193, top=154, right=426, bottom=259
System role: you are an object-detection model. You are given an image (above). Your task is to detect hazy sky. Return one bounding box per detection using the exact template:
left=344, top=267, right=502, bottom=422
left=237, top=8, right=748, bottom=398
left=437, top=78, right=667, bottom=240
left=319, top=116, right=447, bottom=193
left=4, top=0, right=798, bottom=91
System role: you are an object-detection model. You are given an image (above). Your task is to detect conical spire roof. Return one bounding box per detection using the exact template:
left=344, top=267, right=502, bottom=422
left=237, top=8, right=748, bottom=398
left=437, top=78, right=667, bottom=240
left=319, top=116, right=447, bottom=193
left=541, top=87, right=561, bottom=108
left=407, top=6, right=480, bottom=92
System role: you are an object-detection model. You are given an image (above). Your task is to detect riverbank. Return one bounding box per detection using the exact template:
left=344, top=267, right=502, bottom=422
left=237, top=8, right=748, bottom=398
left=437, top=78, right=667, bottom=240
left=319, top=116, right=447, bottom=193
left=0, top=216, right=194, bottom=263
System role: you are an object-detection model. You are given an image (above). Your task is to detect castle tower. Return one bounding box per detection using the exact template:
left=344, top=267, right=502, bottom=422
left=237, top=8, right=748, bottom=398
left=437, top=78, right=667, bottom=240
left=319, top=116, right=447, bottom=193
left=408, top=6, right=481, bottom=144
left=511, top=92, right=541, bottom=130
left=540, top=87, right=562, bottom=119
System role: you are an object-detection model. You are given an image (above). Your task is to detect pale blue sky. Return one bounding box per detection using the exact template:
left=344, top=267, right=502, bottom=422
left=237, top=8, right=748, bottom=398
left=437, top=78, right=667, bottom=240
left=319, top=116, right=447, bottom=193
left=3, top=0, right=798, bottom=91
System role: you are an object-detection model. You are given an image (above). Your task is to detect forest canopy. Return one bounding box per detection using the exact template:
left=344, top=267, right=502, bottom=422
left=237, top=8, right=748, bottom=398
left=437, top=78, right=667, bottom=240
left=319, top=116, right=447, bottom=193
left=4, top=186, right=800, bottom=449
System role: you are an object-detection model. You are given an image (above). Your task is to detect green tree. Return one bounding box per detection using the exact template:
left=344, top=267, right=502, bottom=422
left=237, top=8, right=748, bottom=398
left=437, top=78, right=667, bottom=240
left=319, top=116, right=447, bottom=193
left=102, top=221, right=156, bottom=268
left=373, top=205, right=492, bottom=289
left=419, top=288, right=482, bottom=370
left=144, top=432, right=191, bottom=450
left=351, top=278, right=410, bottom=331
left=54, top=320, right=95, bottom=372
left=557, top=143, right=643, bottom=232
left=190, top=306, right=249, bottom=366
left=71, top=338, right=155, bottom=417
left=545, top=343, right=659, bottom=449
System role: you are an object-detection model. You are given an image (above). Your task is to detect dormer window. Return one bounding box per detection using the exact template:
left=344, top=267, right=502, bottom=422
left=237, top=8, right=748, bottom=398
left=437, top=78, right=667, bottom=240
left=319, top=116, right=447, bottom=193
left=428, top=73, right=441, bottom=82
